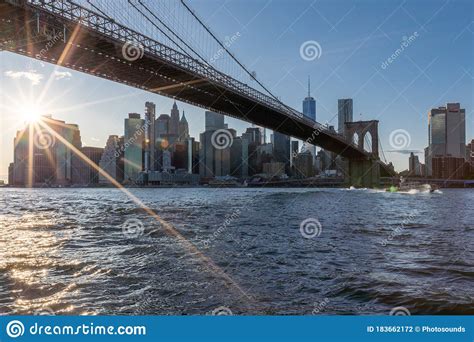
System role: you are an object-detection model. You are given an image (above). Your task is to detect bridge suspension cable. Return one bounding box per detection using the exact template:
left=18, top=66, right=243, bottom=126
left=130, top=0, right=212, bottom=67
left=178, top=0, right=289, bottom=111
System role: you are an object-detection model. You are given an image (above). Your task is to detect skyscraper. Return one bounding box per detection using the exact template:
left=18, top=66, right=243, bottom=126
left=169, top=101, right=180, bottom=136
left=205, top=111, right=225, bottom=131
left=338, top=99, right=353, bottom=136
left=123, top=113, right=145, bottom=183
left=425, top=103, right=466, bottom=176
left=99, top=135, right=124, bottom=185
left=199, top=111, right=230, bottom=178
left=273, top=131, right=291, bottom=175
left=178, top=111, right=189, bottom=141
left=302, top=76, right=316, bottom=122
left=291, top=140, right=299, bottom=168
left=155, top=114, right=170, bottom=139
left=10, top=116, right=82, bottom=187
left=144, top=102, right=156, bottom=171
left=408, top=152, right=423, bottom=176
left=302, top=76, right=317, bottom=163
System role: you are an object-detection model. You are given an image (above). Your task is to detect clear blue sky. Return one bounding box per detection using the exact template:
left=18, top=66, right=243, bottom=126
left=1, top=0, right=473, bottom=181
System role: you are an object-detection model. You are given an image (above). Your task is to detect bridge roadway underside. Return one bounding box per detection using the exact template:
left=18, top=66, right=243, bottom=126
left=0, top=1, right=368, bottom=160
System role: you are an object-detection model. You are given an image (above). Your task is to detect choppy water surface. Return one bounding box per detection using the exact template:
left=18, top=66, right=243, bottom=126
left=0, top=187, right=473, bottom=315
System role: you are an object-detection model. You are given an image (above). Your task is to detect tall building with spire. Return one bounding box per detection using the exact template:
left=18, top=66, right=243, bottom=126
left=302, top=76, right=317, bottom=163
left=302, top=76, right=316, bottom=122
left=178, top=111, right=189, bottom=141
left=169, top=101, right=180, bottom=137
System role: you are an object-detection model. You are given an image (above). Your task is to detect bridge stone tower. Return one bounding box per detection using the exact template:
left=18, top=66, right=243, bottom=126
left=344, top=120, right=380, bottom=187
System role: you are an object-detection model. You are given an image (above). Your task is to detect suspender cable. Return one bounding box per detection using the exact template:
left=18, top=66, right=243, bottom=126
left=180, top=0, right=297, bottom=114
left=135, top=0, right=211, bottom=67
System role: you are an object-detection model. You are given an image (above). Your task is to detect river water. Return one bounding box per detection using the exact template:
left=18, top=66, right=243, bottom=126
left=0, top=187, right=472, bottom=315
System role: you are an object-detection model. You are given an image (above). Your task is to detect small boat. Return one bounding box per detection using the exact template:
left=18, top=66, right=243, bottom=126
left=386, top=177, right=437, bottom=193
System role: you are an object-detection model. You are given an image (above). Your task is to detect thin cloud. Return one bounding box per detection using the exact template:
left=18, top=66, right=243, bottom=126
left=4, top=70, right=43, bottom=85
left=386, top=149, right=423, bottom=154
left=53, top=70, right=72, bottom=80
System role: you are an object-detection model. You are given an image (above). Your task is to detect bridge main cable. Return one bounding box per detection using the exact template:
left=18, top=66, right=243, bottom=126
left=179, top=0, right=300, bottom=117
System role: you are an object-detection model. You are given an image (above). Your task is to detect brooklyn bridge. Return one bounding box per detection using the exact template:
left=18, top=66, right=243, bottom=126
left=0, top=0, right=396, bottom=187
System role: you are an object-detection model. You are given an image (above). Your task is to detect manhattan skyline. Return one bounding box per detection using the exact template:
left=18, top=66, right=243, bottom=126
left=1, top=0, right=473, bottom=181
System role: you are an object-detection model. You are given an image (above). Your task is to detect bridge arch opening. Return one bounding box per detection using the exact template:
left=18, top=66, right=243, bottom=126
left=352, top=132, right=359, bottom=146
left=363, top=131, right=372, bottom=153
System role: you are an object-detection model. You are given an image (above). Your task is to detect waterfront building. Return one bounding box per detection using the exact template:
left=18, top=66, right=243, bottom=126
left=136, top=170, right=199, bottom=186
left=425, top=103, right=466, bottom=176
left=10, top=115, right=82, bottom=187
left=294, top=150, right=315, bottom=178
left=468, top=139, right=474, bottom=173
left=431, top=156, right=469, bottom=179
left=199, top=111, right=231, bottom=179
left=72, top=147, right=104, bottom=185
left=230, top=136, right=249, bottom=178
left=272, top=132, right=291, bottom=175
left=262, top=162, right=286, bottom=177
left=408, top=152, right=424, bottom=176
left=8, top=163, right=14, bottom=185
left=172, top=141, right=188, bottom=170
left=99, top=135, right=124, bottom=185
left=243, top=127, right=262, bottom=145
left=187, top=137, right=200, bottom=174
left=123, top=113, right=145, bottom=183
left=144, top=102, right=156, bottom=171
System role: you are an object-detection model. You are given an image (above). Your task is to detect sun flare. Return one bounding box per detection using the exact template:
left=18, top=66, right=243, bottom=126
left=19, top=103, right=43, bottom=123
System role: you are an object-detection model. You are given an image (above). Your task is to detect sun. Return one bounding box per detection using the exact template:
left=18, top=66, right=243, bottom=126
left=19, top=103, right=43, bottom=123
